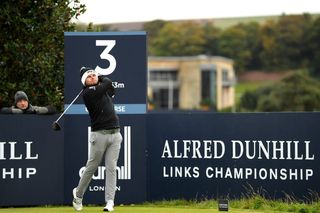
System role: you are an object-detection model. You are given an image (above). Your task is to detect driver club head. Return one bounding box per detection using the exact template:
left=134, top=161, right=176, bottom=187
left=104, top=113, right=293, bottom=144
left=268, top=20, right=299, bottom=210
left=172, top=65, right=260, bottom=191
left=52, top=122, right=61, bottom=131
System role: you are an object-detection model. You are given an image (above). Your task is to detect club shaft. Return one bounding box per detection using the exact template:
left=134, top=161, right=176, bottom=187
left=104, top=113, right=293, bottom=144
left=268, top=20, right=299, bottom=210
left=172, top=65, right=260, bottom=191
left=54, top=89, right=83, bottom=123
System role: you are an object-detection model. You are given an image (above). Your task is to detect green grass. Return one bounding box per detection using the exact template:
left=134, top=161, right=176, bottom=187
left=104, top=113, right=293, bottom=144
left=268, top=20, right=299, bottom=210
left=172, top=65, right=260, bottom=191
left=213, top=15, right=280, bottom=29
left=0, top=205, right=285, bottom=213
left=236, top=81, right=265, bottom=95
left=1, top=197, right=320, bottom=213
left=235, top=81, right=274, bottom=105
left=1, top=198, right=318, bottom=213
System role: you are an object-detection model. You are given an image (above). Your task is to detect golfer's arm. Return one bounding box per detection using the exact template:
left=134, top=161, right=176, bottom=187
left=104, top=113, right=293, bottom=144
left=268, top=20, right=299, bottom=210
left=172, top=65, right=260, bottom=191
left=97, top=76, right=114, bottom=94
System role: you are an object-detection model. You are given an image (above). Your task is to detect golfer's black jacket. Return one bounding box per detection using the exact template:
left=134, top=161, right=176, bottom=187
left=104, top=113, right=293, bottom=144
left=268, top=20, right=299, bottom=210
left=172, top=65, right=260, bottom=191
left=83, top=76, right=120, bottom=131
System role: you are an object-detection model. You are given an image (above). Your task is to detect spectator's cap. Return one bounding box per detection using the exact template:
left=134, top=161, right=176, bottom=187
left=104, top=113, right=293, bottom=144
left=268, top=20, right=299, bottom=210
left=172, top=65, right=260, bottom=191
left=14, top=91, right=29, bottom=106
left=80, top=67, right=98, bottom=86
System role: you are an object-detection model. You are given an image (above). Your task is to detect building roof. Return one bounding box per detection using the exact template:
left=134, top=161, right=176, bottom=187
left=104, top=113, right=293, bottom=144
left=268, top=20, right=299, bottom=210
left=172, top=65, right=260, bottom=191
left=148, top=55, right=234, bottom=63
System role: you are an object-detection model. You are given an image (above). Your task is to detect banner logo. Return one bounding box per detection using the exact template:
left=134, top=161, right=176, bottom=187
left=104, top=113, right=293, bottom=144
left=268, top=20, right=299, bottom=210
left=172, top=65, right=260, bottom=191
left=0, top=141, right=38, bottom=179
left=79, top=126, right=132, bottom=180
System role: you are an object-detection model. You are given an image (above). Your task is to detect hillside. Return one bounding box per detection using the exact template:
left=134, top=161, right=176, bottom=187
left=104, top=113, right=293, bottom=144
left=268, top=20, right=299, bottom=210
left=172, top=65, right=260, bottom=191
left=91, top=13, right=320, bottom=31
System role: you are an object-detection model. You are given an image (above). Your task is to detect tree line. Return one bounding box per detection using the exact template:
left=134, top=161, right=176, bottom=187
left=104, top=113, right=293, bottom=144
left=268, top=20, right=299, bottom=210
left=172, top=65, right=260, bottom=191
left=140, top=14, right=320, bottom=112
left=143, top=14, right=320, bottom=75
left=239, top=71, right=320, bottom=112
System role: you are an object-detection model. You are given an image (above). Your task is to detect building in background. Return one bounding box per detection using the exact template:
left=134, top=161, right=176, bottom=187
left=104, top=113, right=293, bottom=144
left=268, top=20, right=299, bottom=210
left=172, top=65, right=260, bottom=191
left=148, top=55, right=236, bottom=111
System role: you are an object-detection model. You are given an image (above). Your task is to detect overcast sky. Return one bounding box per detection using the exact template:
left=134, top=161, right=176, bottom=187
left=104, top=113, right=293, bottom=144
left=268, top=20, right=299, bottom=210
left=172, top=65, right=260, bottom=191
left=75, top=0, right=320, bottom=24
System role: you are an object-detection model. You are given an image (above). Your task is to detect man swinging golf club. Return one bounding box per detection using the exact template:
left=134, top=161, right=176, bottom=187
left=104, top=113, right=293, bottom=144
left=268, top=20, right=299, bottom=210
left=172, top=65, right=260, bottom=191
left=72, top=67, right=122, bottom=212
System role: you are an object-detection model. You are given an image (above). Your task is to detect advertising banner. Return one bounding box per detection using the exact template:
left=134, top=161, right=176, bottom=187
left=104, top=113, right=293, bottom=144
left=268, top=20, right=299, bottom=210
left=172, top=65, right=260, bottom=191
left=0, top=115, right=64, bottom=206
left=1, top=112, right=320, bottom=206
left=146, top=113, right=320, bottom=201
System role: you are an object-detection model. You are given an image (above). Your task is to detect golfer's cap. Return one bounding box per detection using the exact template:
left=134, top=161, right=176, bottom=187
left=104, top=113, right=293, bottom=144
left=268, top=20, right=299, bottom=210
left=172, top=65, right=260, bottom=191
left=80, top=67, right=98, bottom=86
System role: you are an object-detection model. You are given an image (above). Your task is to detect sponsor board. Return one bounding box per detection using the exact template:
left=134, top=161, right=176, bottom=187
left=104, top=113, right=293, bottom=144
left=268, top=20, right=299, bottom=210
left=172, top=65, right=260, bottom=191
left=64, top=115, right=146, bottom=204
left=147, top=113, right=320, bottom=200
left=64, top=31, right=147, bottom=114
left=0, top=115, right=64, bottom=206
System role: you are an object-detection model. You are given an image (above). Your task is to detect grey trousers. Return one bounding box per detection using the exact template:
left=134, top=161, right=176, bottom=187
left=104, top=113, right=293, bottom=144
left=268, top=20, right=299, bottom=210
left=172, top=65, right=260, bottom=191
left=76, top=130, right=122, bottom=202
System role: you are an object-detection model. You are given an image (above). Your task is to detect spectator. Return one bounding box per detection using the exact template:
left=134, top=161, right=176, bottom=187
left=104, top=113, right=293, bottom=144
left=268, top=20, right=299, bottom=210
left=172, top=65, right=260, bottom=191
left=0, top=91, right=56, bottom=114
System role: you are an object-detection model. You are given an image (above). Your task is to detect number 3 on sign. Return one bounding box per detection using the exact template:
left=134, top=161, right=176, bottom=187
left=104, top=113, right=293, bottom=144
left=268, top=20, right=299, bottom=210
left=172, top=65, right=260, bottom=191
left=95, top=40, right=116, bottom=75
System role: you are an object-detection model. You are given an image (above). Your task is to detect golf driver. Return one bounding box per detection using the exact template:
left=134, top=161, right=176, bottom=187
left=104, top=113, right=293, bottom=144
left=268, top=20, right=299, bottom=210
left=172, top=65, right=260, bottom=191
left=52, top=89, right=83, bottom=131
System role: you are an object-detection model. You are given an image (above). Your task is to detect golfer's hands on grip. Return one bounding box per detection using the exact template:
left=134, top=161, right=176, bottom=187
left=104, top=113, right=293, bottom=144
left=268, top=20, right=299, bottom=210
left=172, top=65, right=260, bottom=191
left=98, top=75, right=104, bottom=83
left=97, top=73, right=115, bottom=98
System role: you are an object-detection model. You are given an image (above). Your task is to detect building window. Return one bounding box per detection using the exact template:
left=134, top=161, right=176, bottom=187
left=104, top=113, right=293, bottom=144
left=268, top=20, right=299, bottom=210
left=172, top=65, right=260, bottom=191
left=153, top=88, right=179, bottom=109
left=222, top=69, right=229, bottom=81
left=222, top=68, right=235, bottom=87
left=149, top=69, right=179, bottom=110
left=201, top=69, right=216, bottom=108
left=150, top=70, right=178, bottom=81
left=201, top=70, right=211, bottom=100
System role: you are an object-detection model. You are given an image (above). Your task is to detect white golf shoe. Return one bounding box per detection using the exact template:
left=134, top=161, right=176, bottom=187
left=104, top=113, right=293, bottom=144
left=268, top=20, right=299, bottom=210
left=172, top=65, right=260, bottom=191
left=72, top=188, right=83, bottom=211
left=103, top=200, right=114, bottom=212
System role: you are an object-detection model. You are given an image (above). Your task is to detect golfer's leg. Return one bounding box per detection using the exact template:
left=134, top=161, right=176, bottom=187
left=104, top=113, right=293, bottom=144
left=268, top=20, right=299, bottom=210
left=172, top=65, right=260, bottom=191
left=104, top=132, right=122, bottom=202
left=76, top=132, right=107, bottom=197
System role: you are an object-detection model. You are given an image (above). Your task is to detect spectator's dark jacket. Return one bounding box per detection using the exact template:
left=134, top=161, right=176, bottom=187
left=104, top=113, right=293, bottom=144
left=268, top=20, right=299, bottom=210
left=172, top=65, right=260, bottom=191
left=0, top=91, right=56, bottom=114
